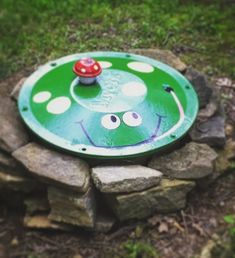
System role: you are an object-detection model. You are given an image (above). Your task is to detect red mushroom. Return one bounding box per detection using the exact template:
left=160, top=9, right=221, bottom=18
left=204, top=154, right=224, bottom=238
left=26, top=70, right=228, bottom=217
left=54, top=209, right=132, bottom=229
left=73, top=57, right=102, bottom=85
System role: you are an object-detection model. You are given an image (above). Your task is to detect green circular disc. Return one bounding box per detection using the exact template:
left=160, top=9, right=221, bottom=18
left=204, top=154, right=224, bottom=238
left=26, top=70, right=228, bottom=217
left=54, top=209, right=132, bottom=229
left=18, top=52, right=199, bottom=159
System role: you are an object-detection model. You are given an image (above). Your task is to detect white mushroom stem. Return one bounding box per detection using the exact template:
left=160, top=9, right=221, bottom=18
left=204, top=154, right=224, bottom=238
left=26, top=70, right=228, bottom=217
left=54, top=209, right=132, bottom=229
left=79, top=77, right=96, bottom=85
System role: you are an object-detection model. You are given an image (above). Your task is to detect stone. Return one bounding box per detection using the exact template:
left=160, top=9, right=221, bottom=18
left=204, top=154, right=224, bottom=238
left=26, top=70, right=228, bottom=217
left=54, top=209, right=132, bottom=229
left=48, top=186, right=95, bottom=228
left=0, top=96, right=29, bottom=152
left=214, top=140, right=235, bottom=177
left=225, top=123, right=234, bottom=138
left=148, top=142, right=218, bottom=180
left=24, top=196, right=50, bottom=214
left=130, top=48, right=187, bottom=72
left=196, top=141, right=235, bottom=188
left=198, top=101, right=218, bottom=119
left=189, top=114, right=226, bottom=148
left=95, top=213, right=116, bottom=233
left=12, top=143, right=90, bottom=192
left=10, top=77, right=26, bottom=101
left=197, top=88, right=221, bottom=119
left=185, top=68, right=212, bottom=108
left=0, top=151, right=29, bottom=179
left=0, top=151, right=19, bottom=170
left=0, top=170, right=41, bottom=193
left=23, top=214, right=71, bottom=230
left=91, top=165, right=162, bottom=193
left=105, top=179, right=195, bottom=221
left=0, top=188, right=25, bottom=207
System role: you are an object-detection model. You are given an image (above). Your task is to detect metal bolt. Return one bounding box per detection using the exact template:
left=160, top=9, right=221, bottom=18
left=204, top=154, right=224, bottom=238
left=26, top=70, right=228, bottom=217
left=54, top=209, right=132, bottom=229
left=22, top=106, right=28, bottom=112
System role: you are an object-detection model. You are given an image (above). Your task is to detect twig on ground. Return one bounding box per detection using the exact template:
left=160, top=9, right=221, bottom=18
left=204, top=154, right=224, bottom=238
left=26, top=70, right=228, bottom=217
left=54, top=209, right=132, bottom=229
left=107, top=225, right=136, bottom=241
left=181, top=210, right=189, bottom=236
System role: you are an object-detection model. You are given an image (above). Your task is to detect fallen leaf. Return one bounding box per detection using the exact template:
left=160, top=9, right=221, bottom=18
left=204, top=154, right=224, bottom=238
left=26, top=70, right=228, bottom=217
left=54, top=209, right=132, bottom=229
left=158, top=222, right=169, bottom=233
left=192, top=223, right=205, bottom=236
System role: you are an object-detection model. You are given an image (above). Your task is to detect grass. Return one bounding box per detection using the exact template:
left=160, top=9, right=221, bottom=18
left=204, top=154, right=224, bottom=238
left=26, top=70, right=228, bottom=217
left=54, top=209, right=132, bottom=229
left=224, top=214, right=235, bottom=256
left=122, top=240, right=159, bottom=258
left=0, top=0, right=235, bottom=80
left=209, top=215, right=235, bottom=258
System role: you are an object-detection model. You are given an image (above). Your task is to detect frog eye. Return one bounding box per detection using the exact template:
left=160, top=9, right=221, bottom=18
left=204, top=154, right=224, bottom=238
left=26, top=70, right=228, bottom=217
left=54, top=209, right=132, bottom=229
left=101, top=114, right=120, bottom=130
left=123, top=111, right=142, bottom=127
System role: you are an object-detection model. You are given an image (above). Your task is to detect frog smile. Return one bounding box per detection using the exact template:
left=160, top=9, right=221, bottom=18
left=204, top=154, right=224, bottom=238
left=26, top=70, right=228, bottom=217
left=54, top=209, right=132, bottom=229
left=77, top=113, right=165, bottom=148
left=76, top=88, right=185, bottom=149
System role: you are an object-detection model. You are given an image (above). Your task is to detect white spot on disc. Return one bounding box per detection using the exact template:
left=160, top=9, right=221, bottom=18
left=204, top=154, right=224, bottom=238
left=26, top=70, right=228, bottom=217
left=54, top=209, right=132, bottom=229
left=33, top=91, right=51, bottom=103
left=47, top=97, right=71, bottom=114
left=98, top=61, right=112, bottom=69
left=127, top=62, right=154, bottom=73
left=122, top=82, right=147, bottom=97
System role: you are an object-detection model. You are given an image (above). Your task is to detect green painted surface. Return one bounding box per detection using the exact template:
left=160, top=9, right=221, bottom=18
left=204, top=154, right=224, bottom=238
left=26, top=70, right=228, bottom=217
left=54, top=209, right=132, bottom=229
left=18, top=52, right=198, bottom=159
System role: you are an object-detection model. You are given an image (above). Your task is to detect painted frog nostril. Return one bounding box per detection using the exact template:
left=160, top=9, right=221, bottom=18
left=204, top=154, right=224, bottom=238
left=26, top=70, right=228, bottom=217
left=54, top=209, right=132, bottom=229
left=111, top=115, right=117, bottom=122
left=132, top=112, right=138, bottom=119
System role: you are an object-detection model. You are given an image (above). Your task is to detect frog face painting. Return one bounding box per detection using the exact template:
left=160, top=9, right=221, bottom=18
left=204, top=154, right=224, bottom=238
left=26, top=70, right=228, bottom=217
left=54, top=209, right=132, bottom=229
left=18, top=52, right=198, bottom=159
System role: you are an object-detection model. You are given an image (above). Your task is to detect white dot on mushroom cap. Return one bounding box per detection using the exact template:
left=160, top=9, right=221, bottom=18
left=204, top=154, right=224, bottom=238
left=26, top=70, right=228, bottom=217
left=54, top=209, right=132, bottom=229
left=47, top=97, right=71, bottom=114
left=98, top=61, right=112, bottom=69
left=33, top=91, right=51, bottom=103
left=93, top=65, right=98, bottom=70
left=81, top=68, right=86, bottom=73
left=122, top=82, right=147, bottom=97
left=127, top=62, right=154, bottom=73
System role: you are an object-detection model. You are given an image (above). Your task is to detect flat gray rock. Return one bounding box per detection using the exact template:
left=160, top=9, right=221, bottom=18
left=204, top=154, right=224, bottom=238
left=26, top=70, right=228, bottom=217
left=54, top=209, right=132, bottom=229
left=197, top=87, right=221, bottom=119
left=130, top=48, right=187, bottom=72
left=0, top=151, right=19, bottom=170
left=185, top=68, right=212, bottom=108
left=91, top=165, right=162, bottom=193
left=105, top=179, right=195, bottom=221
left=0, top=151, right=34, bottom=180
left=48, top=186, right=95, bottom=228
left=214, top=140, right=235, bottom=178
left=95, top=213, right=116, bottom=233
left=148, top=142, right=218, bottom=179
left=189, top=114, right=226, bottom=148
left=24, top=196, right=50, bottom=215
left=12, top=143, right=90, bottom=192
left=0, top=170, right=42, bottom=193
left=0, top=96, right=29, bottom=152
left=196, top=141, right=235, bottom=189
left=24, top=213, right=72, bottom=230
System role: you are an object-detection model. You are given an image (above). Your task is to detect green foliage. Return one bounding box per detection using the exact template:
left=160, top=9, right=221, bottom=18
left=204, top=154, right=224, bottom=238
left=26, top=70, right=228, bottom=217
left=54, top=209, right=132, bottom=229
left=27, top=253, right=49, bottom=258
left=122, top=241, right=159, bottom=258
left=224, top=215, right=235, bottom=225
left=230, top=162, right=235, bottom=169
left=0, top=0, right=235, bottom=80
left=224, top=214, right=235, bottom=236
left=224, top=214, right=235, bottom=256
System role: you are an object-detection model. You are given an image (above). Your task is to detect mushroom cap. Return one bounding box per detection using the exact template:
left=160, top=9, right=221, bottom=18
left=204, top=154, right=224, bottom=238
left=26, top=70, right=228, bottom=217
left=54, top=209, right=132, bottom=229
left=73, top=57, right=102, bottom=78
